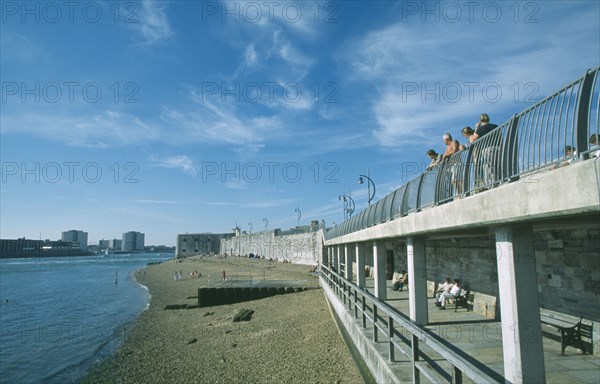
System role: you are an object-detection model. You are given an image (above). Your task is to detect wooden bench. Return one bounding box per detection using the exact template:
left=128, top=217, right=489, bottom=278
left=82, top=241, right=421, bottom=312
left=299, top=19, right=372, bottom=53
left=540, top=312, right=593, bottom=355
left=454, top=290, right=474, bottom=312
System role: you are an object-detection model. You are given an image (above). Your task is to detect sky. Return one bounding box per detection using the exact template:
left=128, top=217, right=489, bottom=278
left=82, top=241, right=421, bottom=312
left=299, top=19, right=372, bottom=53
left=1, top=0, right=599, bottom=246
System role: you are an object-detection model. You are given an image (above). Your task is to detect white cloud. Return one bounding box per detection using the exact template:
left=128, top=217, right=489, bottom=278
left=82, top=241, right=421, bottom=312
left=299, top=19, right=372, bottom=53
left=133, top=1, right=173, bottom=44
left=150, top=155, right=197, bottom=176
left=160, top=91, right=283, bottom=153
left=1, top=108, right=158, bottom=148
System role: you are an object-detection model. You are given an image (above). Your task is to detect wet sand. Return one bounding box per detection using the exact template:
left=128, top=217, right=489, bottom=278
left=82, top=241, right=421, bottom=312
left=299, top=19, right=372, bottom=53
left=84, top=256, right=364, bottom=384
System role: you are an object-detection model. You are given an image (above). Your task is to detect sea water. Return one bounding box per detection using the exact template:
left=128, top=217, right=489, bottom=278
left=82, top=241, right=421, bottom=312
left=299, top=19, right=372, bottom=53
left=0, top=253, right=173, bottom=384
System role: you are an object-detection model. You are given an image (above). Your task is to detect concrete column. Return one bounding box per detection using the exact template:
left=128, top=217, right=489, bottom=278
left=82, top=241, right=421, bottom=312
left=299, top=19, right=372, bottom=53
left=373, top=241, right=387, bottom=300
left=356, top=243, right=366, bottom=288
left=496, top=225, right=545, bottom=384
left=407, top=237, right=428, bottom=325
left=336, top=244, right=342, bottom=274
left=344, top=243, right=353, bottom=280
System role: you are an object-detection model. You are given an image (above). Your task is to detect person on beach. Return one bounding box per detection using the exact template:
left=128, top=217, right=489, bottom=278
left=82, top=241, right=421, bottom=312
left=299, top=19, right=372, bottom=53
left=222, top=269, right=226, bottom=281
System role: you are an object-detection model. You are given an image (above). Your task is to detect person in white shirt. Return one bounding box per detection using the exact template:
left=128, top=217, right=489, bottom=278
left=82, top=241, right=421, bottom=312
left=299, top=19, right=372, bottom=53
left=437, top=279, right=461, bottom=309
left=435, top=278, right=453, bottom=302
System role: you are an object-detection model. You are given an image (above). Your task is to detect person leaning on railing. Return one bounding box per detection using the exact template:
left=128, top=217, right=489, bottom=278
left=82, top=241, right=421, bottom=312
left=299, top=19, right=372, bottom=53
left=425, top=149, right=443, bottom=171
left=442, top=133, right=461, bottom=160
left=473, top=113, right=498, bottom=139
left=474, top=113, right=500, bottom=186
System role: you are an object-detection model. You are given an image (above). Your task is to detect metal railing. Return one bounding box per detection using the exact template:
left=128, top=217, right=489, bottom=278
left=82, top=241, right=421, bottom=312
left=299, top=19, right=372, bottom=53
left=326, top=66, right=600, bottom=240
left=321, top=265, right=504, bottom=384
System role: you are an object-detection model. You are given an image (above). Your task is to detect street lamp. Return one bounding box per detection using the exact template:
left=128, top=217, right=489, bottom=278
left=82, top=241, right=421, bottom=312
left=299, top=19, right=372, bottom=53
left=358, top=173, right=376, bottom=206
left=294, top=207, right=301, bottom=227
left=338, top=194, right=355, bottom=220
left=248, top=222, right=253, bottom=233
left=263, top=217, right=268, bottom=230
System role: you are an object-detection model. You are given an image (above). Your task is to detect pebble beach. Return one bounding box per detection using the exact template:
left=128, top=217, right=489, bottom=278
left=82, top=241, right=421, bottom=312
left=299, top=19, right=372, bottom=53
left=84, top=256, right=364, bottom=384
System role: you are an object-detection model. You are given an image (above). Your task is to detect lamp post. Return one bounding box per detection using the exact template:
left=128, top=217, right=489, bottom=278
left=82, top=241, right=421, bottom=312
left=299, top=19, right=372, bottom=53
left=294, top=207, right=301, bottom=227
left=248, top=222, right=253, bottom=233
left=338, top=194, right=355, bottom=220
left=263, top=217, right=268, bottom=230
left=358, top=172, right=376, bottom=206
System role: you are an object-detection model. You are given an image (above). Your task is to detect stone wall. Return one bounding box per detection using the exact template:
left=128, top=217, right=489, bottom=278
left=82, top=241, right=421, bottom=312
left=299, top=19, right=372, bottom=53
left=220, top=229, right=324, bottom=266
left=352, top=227, right=599, bottom=324
left=534, top=228, right=600, bottom=322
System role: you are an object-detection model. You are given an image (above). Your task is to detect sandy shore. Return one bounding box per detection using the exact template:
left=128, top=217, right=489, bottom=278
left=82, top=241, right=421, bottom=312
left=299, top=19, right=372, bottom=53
left=84, top=256, right=364, bottom=384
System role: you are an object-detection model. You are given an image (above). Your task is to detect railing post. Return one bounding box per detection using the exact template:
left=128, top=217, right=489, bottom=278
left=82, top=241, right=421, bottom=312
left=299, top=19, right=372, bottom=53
left=576, top=68, right=596, bottom=160
left=412, top=334, right=420, bottom=384
left=415, top=174, right=425, bottom=211
left=452, top=365, right=463, bottom=384
left=502, top=114, right=520, bottom=182
left=373, top=305, right=378, bottom=342
left=354, top=287, right=358, bottom=318
left=462, top=145, right=474, bottom=196
left=388, top=317, right=395, bottom=362
left=362, top=295, right=366, bottom=328
left=434, top=157, right=448, bottom=205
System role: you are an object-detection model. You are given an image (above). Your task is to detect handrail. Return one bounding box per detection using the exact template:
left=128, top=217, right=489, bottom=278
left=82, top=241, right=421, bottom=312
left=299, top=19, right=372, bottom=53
left=320, top=264, right=504, bottom=383
left=326, top=66, right=600, bottom=240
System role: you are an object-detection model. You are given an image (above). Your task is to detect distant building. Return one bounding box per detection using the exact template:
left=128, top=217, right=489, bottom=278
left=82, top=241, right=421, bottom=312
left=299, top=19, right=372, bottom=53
left=176, top=233, right=234, bottom=258
left=109, top=239, right=122, bottom=250
left=98, top=239, right=110, bottom=249
left=122, top=231, right=144, bottom=251
left=0, top=238, right=43, bottom=258
left=61, top=230, right=88, bottom=251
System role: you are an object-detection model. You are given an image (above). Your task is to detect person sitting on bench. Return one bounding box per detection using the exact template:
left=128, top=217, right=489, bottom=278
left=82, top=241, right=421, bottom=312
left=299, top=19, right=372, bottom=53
left=392, top=270, right=408, bottom=291
left=435, top=277, right=453, bottom=301
left=437, top=279, right=461, bottom=309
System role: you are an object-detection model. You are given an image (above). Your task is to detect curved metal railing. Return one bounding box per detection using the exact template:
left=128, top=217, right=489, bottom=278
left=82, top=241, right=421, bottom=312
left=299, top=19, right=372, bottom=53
left=326, top=66, right=600, bottom=240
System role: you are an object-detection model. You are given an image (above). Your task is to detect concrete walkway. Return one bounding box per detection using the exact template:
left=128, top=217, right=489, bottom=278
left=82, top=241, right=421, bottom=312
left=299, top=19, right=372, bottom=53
left=360, top=278, right=600, bottom=383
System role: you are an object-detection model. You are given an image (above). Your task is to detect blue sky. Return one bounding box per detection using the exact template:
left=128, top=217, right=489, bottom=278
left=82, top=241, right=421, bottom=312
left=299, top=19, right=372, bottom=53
left=1, top=0, right=599, bottom=246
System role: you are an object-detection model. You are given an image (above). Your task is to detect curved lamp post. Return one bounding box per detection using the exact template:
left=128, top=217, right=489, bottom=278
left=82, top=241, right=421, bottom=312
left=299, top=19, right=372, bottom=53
left=263, top=217, right=268, bottom=230
left=338, top=194, right=355, bottom=220
left=248, top=222, right=253, bottom=233
left=294, top=207, right=301, bottom=227
left=358, top=174, right=376, bottom=206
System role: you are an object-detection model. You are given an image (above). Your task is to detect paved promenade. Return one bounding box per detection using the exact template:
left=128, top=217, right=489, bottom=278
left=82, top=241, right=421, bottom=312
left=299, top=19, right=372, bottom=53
left=359, top=278, right=600, bottom=383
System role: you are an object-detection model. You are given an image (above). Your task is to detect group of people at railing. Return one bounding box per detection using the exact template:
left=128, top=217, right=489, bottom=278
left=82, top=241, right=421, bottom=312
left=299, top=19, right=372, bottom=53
left=423, top=112, right=600, bottom=197
left=424, top=113, right=502, bottom=195
left=425, top=113, right=498, bottom=171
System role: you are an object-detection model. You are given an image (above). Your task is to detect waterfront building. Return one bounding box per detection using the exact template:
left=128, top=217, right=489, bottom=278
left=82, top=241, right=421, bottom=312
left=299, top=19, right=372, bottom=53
left=122, top=231, right=144, bottom=251
left=61, top=230, right=88, bottom=251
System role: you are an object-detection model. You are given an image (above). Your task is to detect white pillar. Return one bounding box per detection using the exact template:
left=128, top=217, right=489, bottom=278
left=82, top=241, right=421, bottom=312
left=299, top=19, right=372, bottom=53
left=496, top=225, right=545, bottom=384
left=407, top=237, right=428, bottom=325
left=356, top=243, right=366, bottom=288
left=344, top=243, right=353, bottom=280
left=373, top=241, right=387, bottom=300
